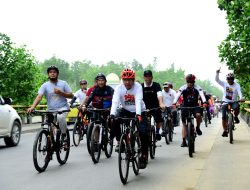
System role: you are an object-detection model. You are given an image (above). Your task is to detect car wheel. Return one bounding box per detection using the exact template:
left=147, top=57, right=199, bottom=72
left=4, top=121, right=21, bottom=147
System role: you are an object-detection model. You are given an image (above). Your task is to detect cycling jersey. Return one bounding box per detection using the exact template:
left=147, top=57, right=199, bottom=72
left=73, top=88, right=87, bottom=104
left=174, top=84, right=206, bottom=106
left=86, top=85, right=96, bottom=97
left=111, top=82, right=146, bottom=115
left=215, top=73, right=243, bottom=102
left=162, top=88, right=176, bottom=107
left=86, top=85, right=114, bottom=109
left=142, top=82, right=162, bottom=109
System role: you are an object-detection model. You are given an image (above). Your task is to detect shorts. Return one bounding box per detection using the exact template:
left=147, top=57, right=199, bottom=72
left=181, top=107, right=202, bottom=124
left=221, top=102, right=239, bottom=120
left=149, top=109, right=163, bottom=123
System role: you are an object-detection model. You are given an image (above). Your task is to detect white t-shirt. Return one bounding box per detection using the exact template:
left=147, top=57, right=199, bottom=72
left=74, top=89, right=87, bottom=104
left=215, top=73, right=243, bottom=102
left=110, top=82, right=146, bottom=115
left=162, top=88, right=176, bottom=107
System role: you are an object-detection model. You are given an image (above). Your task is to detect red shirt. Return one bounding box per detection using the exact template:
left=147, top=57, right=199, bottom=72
left=86, top=85, right=96, bottom=96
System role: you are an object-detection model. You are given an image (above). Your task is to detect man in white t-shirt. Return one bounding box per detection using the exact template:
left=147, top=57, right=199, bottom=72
left=162, top=82, right=178, bottom=126
left=70, top=79, right=88, bottom=105
left=215, top=69, right=245, bottom=137
left=110, top=69, right=148, bottom=169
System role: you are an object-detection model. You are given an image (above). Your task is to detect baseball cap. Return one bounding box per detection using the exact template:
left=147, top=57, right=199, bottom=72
left=144, top=70, right=153, bottom=77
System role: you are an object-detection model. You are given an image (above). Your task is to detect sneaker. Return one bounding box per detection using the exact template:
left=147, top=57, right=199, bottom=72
left=115, top=144, right=119, bottom=152
left=234, top=116, right=240, bottom=124
left=161, top=131, right=166, bottom=137
left=156, top=133, right=162, bottom=141
left=139, top=154, right=148, bottom=169
left=181, top=141, right=188, bottom=147
left=208, top=120, right=211, bottom=124
left=222, top=131, right=228, bottom=137
left=196, top=127, right=202, bottom=136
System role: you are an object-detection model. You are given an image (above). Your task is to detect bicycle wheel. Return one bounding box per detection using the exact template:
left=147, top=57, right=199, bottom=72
left=187, top=122, right=194, bottom=158
left=118, top=134, right=129, bottom=184
left=228, top=113, right=234, bottom=144
left=163, top=119, right=169, bottom=145
left=149, top=126, right=156, bottom=159
left=72, top=119, right=83, bottom=146
left=132, top=131, right=141, bottom=175
left=56, top=129, right=70, bottom=165
left=87, top=122, right=94, bottom=155
left=104, top=128, right=114, bottom=158
left=204, top=111, right=208, bottom=127
left=33, top=129, right=50, bottom=172
left=168, top=120, right=173, bottom=142
left=91, top=124, right=102, bottom=163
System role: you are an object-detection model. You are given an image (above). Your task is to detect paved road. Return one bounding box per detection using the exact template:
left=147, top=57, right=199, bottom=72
left=0, top=116, right=250, bottom=190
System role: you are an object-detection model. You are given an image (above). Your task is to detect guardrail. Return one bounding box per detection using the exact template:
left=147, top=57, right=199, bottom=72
left=12, top=105, right=47, bottom=124
left=244, top=101, right=250, bottom=113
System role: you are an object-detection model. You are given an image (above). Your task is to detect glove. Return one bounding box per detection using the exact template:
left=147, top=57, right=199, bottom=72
left=136, top=114, right=142, bottom=123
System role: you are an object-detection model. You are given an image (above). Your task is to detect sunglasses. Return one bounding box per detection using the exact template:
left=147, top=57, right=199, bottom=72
left=187, top=81, right=195, bottom=84
left=80, top=83, right=87, bottom=85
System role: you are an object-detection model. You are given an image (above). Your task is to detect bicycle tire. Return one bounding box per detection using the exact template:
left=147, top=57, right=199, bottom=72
left=87, top=122, right=94, bottom=155
left=204, top=111, right=208, bottom=127
left=168, top=120, right=173, bottom=142
left=118, top=134, right=129, bottom=184
left=90, top=124, right=102, bottom=164
left=72, top=119, right=83, bottom=146
left=104, top=127, right=114, bottom=158
left=33, top=129, right=50, bottom=172
left=228, top=113, right=234, bottom=144
left=187, top=122, right=194, bottom=158
left=149, top=126, right=156, bottom=159
left=56, top=129, right=70, bottom=165
left=163, top=119, right=169, bottom=145
left=132, top=131, right=140, bottom=175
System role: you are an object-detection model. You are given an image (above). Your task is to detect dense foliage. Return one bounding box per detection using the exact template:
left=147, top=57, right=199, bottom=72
left=218, top=0, right=250, bottom=100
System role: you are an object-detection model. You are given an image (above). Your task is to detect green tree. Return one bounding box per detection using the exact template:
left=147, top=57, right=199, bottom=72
left=218, top=0, right=250, bottom=100
left=0, top=33, right=43, bottom=104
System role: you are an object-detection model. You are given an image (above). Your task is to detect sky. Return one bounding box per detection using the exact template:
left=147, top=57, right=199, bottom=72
left=0, top=0, right=230, bottom=87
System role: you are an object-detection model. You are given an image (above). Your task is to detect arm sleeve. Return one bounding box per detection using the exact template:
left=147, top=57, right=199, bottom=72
left=215, top=73, right=224, bottom=87
left=237, top=84, right=243, bottom=100
left=135, top=85, right=143, bottom=115
left=197, top=86, right=206, bottom=103
left=70, top=96, right=77, bottom=105
left=156, top=83, right=163, bottom=97
left=173, top=86, right=184, bottom=104
left=110, top=86, right=120, bottom=115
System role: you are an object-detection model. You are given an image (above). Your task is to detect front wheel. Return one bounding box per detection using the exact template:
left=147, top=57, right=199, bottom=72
left=132, top=132, right=141, bottom=175
left=228, top=113, right=234, bottom=144
left=33, top=129, right=50, bottom=172
left=149, top=126, right=156, bottom=159
left=187, top=123, right=195, bottom=158
left=87, top=122, right=94, bottom=155
left=163, top=119, right=169, bottom=145
left=118, top=134, right=129, bottom=184
left=168, top=120, right=174, bottom=142
left=56, top=129, right=70, bottom=165
left=72, top=119, right=84, bottom=146
left=90, top=124, right=102, bottom=164
left=204, top=111, right=208, bottom=127
left=104, top=127, right=114, bottom=158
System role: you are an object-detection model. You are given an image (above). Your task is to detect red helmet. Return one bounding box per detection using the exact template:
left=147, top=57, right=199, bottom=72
left=185, top=74, right=196, bottom=82
left=121, top=69, right=135, bottom=79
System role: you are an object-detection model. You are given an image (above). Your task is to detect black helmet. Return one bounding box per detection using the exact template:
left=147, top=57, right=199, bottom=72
left=226, top=73, right=235, bottom=80
left=143, top=70, right=153, bottom=77
left=47, top=65, right=59, bottom=74
left=95, top=73, right=106, bottom=81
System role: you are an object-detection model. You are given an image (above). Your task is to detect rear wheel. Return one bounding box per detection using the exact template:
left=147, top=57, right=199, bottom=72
left=90, top=124, right=102, bottom=163
left=118, top=134, right=129, bottom=184
left=104, top=127, right=113, bottom=158
left=168, top=120, right=173, bottom=142
left=204, top=111, right=208, bottom=127
left=228, top=113, right=234, bottom=144
left=56, top=129, right=70, bottom=165
left=149, top=126, right=156, bottom=159
left=33, top=129, right=50, bottom=172
left=187, top=122, right=194, bottom=158
left=72, top=119, right=84, bottom=146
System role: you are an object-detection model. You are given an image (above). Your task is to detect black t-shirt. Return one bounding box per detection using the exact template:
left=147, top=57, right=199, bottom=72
left=142, top=82, right=162, bottom=109
left=182, top=87, right=200, bottom=107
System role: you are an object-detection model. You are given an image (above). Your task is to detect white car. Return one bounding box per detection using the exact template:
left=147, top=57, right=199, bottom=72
left=0, top=96, right=22, bottom=146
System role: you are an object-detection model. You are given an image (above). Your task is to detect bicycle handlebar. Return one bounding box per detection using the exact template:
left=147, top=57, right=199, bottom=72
left=31, top=110, right=70, bottom=115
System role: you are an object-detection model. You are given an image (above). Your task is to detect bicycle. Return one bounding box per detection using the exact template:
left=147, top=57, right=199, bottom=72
left=71, top=105, right=89, bottom=146
left=32, top=110, right=70, bottom=172
left=146, top=108, right=159, bottom=159
left=162, top=107, right=174, bottom=145
left=203, top=108, right=208, bottom=127
left=88, top=108, right=113, bottom=164
left=180, top=106, right=203, bottom=158
left=116, top=117, right=141, bottom=185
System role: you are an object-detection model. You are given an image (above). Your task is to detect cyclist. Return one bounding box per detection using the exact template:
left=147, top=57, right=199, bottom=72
left=70, top=79, right=88, bottom=105
left=27, top=66, right=73, bottom=139
left=110, top=69, right=149, bottom=169
left=203, top=90, right=212, bottom=124
left=141, top=70, right=165, bottom=140
left=173, top=74, right=206, bottom=147
left=162, top=82, right=178, bottom=127
left=215, top=69, right=245, bottom=137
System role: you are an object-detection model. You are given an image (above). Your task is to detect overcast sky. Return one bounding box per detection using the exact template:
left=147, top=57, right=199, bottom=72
left=1, top=0, right=230, bottom=86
